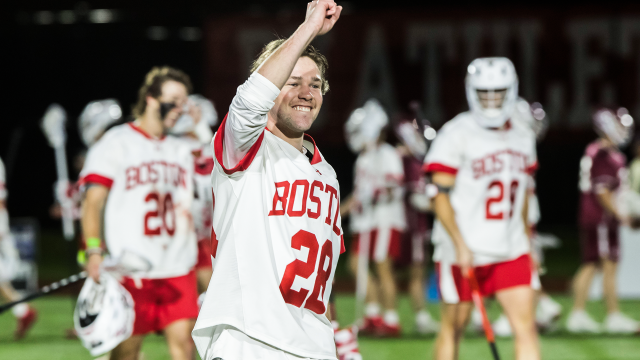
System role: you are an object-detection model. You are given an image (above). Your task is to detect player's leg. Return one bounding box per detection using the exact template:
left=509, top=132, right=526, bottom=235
left=434, top=302, right=473, bottom=360
left=567, top=227, right=602, bottom=333
left=197, top=268, right=213, bottom=294
left=109, top=335, right=145, bottom=360
left=601, top=258, right=619, bottom=314
left=0, top=281, right=38, bottom=339
left=495, top=286, right=540, bottom=360
left=196, top=239, right=213, bottom=294
left=371, top=228, right=401, bottom=336
left=408, top=233, right=439, bottom=334
left=164, top=319, right=196, bottom=360
left=348, top=239, right=382, bottom=334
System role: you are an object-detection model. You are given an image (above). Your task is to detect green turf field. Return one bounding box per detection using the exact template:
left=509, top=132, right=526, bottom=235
left=1, top=294, right=639, bottom=360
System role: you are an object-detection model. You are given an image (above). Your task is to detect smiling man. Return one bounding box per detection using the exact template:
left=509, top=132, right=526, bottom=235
left=192, top=1, right=345, bottom=359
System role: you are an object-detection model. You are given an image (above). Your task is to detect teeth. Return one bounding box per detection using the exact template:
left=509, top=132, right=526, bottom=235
left=294, top=106, right=310, bottom=112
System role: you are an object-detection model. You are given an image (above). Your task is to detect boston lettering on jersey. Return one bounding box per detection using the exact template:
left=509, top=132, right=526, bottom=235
left=471, top=149, right=530, bottom=179
left=125, top=161, right=188, bottom=190
left=268, top=180, right=341, bottom=236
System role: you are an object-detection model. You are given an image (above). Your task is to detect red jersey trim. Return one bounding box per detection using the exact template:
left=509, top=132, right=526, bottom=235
left=128, top=122, right=166, bottom=141
left=265, top=125, right=322, bottom=165
left=526, top=161, right=539, bottom=175
left=195, top=157, right=215, bottom=175
left=340, top=235, right=346, bottom=255
left=214, top=113, right=265, bottom=175
left=303, top=134, right=322, bottom=165
left=423, top=162, right=458, bottom=175
left=81, top=174, right=114, bottom=189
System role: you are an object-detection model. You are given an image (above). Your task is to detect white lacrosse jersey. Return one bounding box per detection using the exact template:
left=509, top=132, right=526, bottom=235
left=179, top=137, right=215, bottom=243
left=424, top=112, right=537, bottom=266
left=193, top=73, right=345, bottom=360
left=80, top=123, right=197, bottom=279
left=352, top=144, right=405, bottom=233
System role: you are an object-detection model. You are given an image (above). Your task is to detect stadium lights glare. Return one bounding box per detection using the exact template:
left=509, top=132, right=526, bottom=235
left=58, top=10, right=76, bottom=24
left=34, top=11, right=55, bottom=25
left=89, top=9, right=115, bottom=24
left=179, top=27, right=202, bottom=41
left=148, top=26, right=169, bottom=41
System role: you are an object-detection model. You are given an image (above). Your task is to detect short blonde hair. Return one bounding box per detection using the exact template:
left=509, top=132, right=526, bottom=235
left=250, top=39, right=330, bottom=95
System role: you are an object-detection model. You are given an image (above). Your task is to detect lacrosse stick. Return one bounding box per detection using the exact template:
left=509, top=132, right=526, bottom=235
left=468, top=268, right=500, bottom=360
left=0, top=272, right=87, bottom=314
left=41, top=104, right=74, bottom=241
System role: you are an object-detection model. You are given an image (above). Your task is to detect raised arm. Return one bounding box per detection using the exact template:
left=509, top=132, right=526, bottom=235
left=222, top=0, right=342, bottom=168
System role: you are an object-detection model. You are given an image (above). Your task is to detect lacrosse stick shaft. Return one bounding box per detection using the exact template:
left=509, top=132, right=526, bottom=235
left=0, top=271, right=87, bottom=314
left=54, top=146, right=74, bottom=241
left=467, top=269, right=500, bottom=360
left=355, top=231, right=370, bottom=324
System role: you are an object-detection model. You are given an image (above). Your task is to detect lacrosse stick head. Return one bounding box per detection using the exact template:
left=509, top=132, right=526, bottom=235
left=41, top=103, right=67, bottom=148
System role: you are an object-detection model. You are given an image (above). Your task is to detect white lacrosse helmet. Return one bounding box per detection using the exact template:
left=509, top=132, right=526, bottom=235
left=170, top=94, right=218, bottom=144
left=78, top=99, right=122, bottom=147
left=466, top=57, right=519, bottom=128
left=511, top=97, right=548, bottom=141
left=593, top=108, right=634, bottom=148
left=344, top=99, right=389, bottom=153
left=74, top=273, right=135, bottom=356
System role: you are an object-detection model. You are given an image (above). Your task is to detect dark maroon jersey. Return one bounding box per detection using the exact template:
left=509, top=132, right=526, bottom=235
left=578, top=141, right=626, bottom=227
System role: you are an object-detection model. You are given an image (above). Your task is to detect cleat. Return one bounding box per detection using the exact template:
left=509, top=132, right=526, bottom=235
left=536, top=295, right=562, bottom=331
left=374, top=322, right=402, bottom=338
left=492, top=313, right=513, bottom=338
left=15, top=308, right=38, bottom=340
left=335, top=325, right=362, bottom=360
left=359, top=316, right=383, bottom=336
left=604, top=312, right=640, bottom=334
left=566, top=310, right=601, bottom=334
left=415, top=311, right=440, bottom=334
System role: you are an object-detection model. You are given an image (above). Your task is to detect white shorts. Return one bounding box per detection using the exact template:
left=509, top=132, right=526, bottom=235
left=202, top=325, right=325, bottom=360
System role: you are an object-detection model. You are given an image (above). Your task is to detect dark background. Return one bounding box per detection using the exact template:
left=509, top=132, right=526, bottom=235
left=3, top=0, right=640, bottom=284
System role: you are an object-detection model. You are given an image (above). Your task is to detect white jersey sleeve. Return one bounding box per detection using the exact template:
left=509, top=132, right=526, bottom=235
left=424, top=119, right=466, bottom=174
left=223, top=72, right=280, bottom=169
left=81, top=132, right=124, bottom=188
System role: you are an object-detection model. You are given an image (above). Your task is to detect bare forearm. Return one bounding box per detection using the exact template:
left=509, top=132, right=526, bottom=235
left=81, top=187, right=108, bottom=240
left=256, top=24, right=318, bottom=89
left=433, top=194, right=466, bottom=249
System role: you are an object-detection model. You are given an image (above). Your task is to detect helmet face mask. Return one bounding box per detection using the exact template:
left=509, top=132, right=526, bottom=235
left=466, top=57, right=519, bottom=128
left=79, top=99, right=122, bottom=147
left=344, top=99, right=388, bottom=153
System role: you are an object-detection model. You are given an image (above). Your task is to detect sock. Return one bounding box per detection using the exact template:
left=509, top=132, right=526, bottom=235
left=384, top=310, right=399, bottom=326
left=365, top=302, right=380, bottom=318
left=12, top=303, right=29, bottom=318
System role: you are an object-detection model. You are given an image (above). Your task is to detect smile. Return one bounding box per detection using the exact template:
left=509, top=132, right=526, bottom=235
left=293, top=106, right=311, bottom=112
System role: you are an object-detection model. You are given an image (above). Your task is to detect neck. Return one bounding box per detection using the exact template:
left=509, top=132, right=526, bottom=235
left=600, top=137, right=615, bottom=149
left=267, top=115, right=304, bottom=152
left=138, top=112, right=164, bottom=139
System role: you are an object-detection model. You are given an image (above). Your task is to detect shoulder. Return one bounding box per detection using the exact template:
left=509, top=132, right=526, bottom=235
left=88, top=124, right=130, bottom=153
left=438, top=112, right=475, bottom=137
left=584, top=141, right=602, bottom=158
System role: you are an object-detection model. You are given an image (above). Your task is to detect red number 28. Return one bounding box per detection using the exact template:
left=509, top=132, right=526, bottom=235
left=279, top=230, right=334, bottom=314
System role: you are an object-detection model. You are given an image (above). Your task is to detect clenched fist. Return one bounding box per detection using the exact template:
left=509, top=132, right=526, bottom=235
left=305, top=0, right=343, bottom=36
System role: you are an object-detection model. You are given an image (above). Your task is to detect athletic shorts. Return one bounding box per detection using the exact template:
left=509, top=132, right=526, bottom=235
left=121, top=271, right=199, bottom=335
left=203, top=325, right=321, bottom=360
left=196, top=239, right=213, bottom=270
left=580, top=224, right=619, bottom=263
left=436, top=254, right=533, bottom=304
left=351, top=228, right=402, bottom=263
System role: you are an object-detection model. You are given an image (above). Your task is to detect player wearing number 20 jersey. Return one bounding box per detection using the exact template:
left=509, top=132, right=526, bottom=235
left=80, top=123, right=197, bottom=278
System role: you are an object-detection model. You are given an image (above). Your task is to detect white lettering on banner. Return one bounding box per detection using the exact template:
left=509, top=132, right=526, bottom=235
left=567, top=19, right=612, bottom=127
left=356, top=25, right=398, bottom=113
left=406, top=23, right=456, bottom=126
left=620, top=18, right=640, bottom=118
